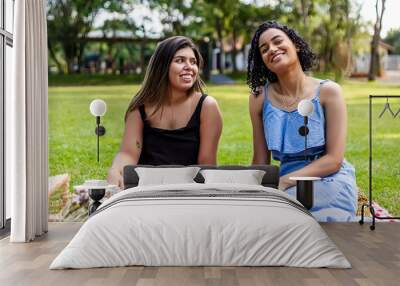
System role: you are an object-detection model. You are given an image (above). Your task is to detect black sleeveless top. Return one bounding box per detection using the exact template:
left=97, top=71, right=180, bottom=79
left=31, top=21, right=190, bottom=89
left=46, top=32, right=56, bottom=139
left=138, top=94, right=207, bottom=165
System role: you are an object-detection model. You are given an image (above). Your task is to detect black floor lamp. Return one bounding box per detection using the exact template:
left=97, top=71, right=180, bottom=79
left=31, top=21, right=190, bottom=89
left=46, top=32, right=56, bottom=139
left=290, top=99, right=320, bottom=210
left=89, top=99, right=107, bottom=163
left=87, top=99, right=107, bottom=214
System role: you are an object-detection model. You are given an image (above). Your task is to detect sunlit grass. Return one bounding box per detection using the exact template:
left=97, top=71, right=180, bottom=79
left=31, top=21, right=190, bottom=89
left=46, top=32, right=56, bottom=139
left=49, top=80, right=400, bottom=215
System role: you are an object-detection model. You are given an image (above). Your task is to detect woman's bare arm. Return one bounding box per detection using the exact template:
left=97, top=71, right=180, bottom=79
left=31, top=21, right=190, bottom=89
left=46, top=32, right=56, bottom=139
left=249, top=88, right=270, bottom=165
left=197, top=96, right=223, bottom=165
left=107, top=109, right=143, bottom=188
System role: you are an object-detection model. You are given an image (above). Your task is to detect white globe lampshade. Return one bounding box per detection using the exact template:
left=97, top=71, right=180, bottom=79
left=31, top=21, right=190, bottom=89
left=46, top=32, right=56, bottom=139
left=298, top=99, right=314, bottom=117
left=90, top=99, right=107, bottom=117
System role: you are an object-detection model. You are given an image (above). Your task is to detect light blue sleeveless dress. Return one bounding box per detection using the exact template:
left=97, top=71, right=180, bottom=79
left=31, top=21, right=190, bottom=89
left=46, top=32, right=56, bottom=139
left=262, top=80, right=358, bottom=222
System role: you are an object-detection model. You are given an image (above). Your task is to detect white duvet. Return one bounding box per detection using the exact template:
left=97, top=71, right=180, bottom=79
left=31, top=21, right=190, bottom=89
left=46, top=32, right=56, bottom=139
left=50, top=183, right=351, bottom=269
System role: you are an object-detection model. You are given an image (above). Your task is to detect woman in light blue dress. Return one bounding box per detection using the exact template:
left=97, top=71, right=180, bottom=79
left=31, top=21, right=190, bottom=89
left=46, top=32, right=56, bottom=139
left=247, top=21, right=357, bottom=222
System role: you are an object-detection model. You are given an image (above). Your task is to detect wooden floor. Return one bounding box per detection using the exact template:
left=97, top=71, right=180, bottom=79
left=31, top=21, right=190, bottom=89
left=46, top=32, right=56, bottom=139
left=0, top=222, right=399, bottom=286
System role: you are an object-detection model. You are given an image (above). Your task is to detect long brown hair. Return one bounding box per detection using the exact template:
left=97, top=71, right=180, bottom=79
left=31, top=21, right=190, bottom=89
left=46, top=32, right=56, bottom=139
left=125, top=36, right=205, bottom=120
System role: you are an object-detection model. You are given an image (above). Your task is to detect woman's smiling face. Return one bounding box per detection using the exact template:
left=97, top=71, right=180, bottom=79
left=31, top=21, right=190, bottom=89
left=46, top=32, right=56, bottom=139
left=168, top=47, right=199, bottom=93
left=258, top=28, right=299, bottom=74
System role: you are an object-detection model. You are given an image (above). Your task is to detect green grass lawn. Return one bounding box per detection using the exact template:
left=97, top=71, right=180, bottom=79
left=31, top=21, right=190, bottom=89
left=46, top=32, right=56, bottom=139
left=49, top=80, right=400, bottom=215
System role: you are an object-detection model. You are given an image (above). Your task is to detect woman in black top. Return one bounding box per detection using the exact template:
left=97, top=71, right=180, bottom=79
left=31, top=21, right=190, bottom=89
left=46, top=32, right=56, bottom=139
left=107, top=36, right=223, bottom=188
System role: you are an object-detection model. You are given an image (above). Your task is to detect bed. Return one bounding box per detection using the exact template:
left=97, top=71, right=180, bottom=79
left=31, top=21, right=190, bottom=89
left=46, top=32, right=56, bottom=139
left=50, top=165, right=350, bottom=269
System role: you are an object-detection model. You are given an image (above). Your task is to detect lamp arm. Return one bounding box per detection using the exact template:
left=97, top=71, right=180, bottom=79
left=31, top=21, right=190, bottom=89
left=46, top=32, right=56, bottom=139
left=304, top=116, right=308, bottom=161
left=96, top=116, right=100, bottom=163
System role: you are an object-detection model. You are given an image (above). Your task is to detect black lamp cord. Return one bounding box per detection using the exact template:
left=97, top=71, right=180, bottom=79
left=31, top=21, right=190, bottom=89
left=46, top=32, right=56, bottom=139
left=96, top=116, right=100, bottom=163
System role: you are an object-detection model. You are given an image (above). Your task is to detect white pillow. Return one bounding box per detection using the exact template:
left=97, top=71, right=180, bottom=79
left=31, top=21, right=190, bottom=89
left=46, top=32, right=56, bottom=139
left=200, top=169, right=266, bottom=185
left=135, top=167, right=200, bottom=186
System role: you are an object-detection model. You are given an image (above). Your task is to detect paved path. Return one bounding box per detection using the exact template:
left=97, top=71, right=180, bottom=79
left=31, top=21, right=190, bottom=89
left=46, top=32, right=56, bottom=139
left=209, top=74, right=236, bottom=84
left=378, top=70, right=400, bottom=85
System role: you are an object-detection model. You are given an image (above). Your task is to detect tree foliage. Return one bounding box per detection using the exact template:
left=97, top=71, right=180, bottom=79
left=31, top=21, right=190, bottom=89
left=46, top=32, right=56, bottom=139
left=47, top=0, right=376, bottom=77
left=384, top=28, right=400, bottom=54
left=47, top=0, right=128, bottom=73
left=368, top=0, right=386, bottom=81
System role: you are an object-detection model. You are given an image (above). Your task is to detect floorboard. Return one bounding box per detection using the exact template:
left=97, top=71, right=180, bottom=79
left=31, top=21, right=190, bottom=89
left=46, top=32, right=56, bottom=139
left=0, top=222, right=399, bottom=286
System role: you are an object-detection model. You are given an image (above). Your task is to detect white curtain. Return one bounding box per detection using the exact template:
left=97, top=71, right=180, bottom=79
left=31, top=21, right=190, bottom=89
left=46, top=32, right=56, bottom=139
left=8, top=0, right=48, bottom=242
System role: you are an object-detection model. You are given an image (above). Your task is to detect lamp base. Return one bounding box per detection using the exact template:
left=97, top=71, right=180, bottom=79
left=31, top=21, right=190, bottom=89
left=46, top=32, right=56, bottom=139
left=296, top=180, right=313, bottom=210
left=88, top=188, right=106, bottom=215
left=289, top=177, right=320, bottom=210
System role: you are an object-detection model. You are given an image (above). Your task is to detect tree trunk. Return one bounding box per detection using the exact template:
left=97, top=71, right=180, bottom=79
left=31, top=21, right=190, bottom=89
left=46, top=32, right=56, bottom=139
left=368, top=0, right=386, bottom=81
left=344, top=0, right=353, bottom=76
left=65, top=51, right=76, bottom=74
left=140, top=38, right=146, bottom=75
left=199, top=39, right=211, bottom=81
left=77, top=42, right=86, bottom=74
left=66, top=58, right=74, bottom=74
left=322, top=22, right=332, bottom=72
left=326, top=0, right=337, bottom=73
left=139, top=24, right=147, bottom=75
left=63, top=39, right=78, bottom=74
left=232, top=28, right=238, bottom=72
left=216, top=17, right=224, bottom=74
left=300, top=0, right=310, bottom=43
left=48, top=41, right=64, bottom=74
left=369, top=37, right=379, bottom=80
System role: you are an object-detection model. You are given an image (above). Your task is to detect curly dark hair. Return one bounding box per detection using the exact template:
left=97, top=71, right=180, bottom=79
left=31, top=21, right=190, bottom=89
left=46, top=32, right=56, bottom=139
left=247, top=21, right=318, bottom=96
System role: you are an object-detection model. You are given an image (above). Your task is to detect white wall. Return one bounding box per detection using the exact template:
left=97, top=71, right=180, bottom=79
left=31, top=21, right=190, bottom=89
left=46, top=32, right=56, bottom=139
left=384, top=55, right=400, bottom=70
left=211, top=44, right=251, bottom=72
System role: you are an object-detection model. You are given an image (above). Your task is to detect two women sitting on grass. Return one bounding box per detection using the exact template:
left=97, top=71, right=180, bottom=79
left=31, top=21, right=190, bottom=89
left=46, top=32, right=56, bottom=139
left=107, top=22, right=358, bottom=222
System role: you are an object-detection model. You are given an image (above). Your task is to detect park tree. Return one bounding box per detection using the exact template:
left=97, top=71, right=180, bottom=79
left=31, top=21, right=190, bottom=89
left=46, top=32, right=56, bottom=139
left=46, top=0, right=368, bottom=77
left=98, top=18, right=139, bottom=74
left=47, top=0, right=128, bottom=74
left=100, top=18, right=135, bottom=54
left=342, top=0, right=364, bottom=76
left=228, top=3, right=279, bottom=72
left=299, top=0, right=312, bottom=43
left=322, top=0, right=363, bottom=78
left=149, top=0, right=204, bottom=39
left=319, top=0, right=348, bottom=74
left=198, top=0, right=241, bottom=74
left=280, top=0, right=315, bottom=44
left=229, top=2, right=247, bottom=72
left=384, top=28, right=400, bottom=54
left=368, top=0, right=386, bottom=81
left=278, top=0, right=364, bottom=79
left=151, top=0, right=281, bottom=73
